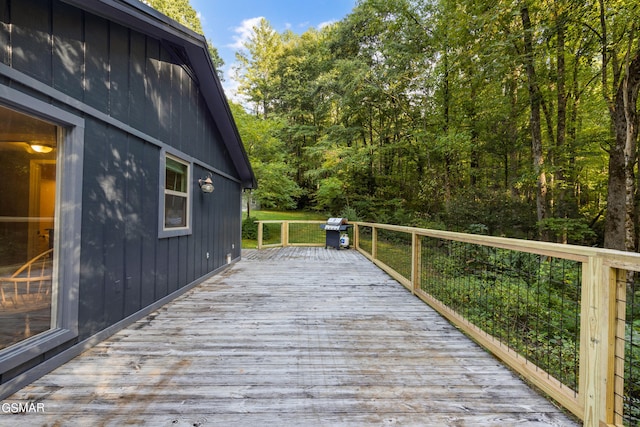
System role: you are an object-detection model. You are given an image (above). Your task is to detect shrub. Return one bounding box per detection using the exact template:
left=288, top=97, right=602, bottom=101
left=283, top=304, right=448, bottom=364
left=242, top=216, right=258, bottom=239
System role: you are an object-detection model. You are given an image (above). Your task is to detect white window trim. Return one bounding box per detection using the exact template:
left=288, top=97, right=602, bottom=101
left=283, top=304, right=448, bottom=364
left=159, top=150, right=193, bottom=238
left=0, top=86, right=84, bottom=373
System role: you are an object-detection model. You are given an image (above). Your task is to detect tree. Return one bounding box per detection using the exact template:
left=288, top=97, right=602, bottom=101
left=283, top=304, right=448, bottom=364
left=234, top=18, right=283, bottom=118
left=520, top=2, right=549, bottom=239
left=228, top=0, right=619, bottom=246
left=271, top=28, right=333, bottom=205
left=326, top=0, right=438, bottom=217
left=229, top=103, right=302, bottom=210
left=598, top=0, right=640, bottom=251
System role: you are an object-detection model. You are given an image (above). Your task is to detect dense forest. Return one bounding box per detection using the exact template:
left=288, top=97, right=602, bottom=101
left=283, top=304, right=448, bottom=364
left=151, top=0, right=640, bottom=250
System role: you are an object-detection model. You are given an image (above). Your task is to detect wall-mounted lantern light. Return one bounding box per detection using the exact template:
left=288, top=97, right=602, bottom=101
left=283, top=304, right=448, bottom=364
left=198, top=173, right=214, bottom=193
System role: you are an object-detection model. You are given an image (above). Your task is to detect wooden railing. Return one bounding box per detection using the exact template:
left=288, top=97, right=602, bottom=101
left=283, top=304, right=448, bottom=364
left=255, top=220, right=640, bottom=427
left=256, top=220, right=326, bottom=249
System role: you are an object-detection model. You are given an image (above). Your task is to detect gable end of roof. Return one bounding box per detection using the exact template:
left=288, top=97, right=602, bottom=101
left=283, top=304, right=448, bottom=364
left=61, top=0, right=256, bottom=189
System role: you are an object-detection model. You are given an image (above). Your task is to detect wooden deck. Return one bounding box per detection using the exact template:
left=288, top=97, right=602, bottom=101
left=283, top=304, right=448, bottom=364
left=4, top=247, right=578, bottom=426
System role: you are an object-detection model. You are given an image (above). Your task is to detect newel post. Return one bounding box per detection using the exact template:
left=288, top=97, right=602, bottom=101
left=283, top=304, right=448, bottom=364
left=579, top=254, right=614, bottom=426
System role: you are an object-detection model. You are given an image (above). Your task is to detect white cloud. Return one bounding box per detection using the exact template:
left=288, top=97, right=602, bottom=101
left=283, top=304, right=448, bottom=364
left=229, top=17, right=264, bottom=50
left=318, top=19, right=337, bottom=29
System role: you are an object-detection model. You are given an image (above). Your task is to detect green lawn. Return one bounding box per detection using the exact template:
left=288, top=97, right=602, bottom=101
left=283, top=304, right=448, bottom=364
left=243, top=210, right=326, bottom=221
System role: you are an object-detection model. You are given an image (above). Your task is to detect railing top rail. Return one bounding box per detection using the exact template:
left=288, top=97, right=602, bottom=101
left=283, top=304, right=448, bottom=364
left=254, top=219, right=640, bottom=268
left=354, top=221, right=640, bottom=267
left=256, top=220, right=326, bottom=224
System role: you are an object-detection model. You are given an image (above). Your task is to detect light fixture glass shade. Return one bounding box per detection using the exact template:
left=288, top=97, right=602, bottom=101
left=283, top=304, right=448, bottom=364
left=30, top=143, right=54, bottom=153
left=199, top=176, right=214, bottom=193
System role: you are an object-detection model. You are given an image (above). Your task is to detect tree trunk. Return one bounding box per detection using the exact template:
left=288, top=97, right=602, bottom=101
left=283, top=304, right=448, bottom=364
left=554, top=4, right=569, bottom=221
left=468, top=80, right=479, bottom=188
left=520, top=4, right=548, bottom=240
left=246, top=191, right=251, bottom=219
left=604, top=57, right=640, bottom=251
left=442, top=47, right=452, bottom=208
left=600, top=0, right=640, bottom=250
left=605, top=130, right=627, bottom=250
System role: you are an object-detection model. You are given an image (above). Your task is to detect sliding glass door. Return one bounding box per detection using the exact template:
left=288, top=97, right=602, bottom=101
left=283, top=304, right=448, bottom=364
left=0, top=105, right=58, bottom=350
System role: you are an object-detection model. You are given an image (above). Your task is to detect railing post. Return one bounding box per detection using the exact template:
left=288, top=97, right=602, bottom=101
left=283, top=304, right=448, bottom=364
left=282, top=221, right=289, bottom=247
left=372, top=226, right=378, bottom=260
left=257, top=221, right=263, bottom=249
left=579, top=254, right=614, bottom=426
left=353, top=223, right=360, bottom=250
left=411, top=232, right=420, bottom=295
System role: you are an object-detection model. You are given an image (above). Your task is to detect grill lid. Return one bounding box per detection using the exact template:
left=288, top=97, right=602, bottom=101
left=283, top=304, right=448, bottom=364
left=323, top=218, right=348, bottom=231
left=326, top=217, right=347, bottom=226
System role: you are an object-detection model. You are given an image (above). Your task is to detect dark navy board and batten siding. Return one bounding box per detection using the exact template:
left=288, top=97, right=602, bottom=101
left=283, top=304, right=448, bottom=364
left=0, top=0, right=243, bottom=345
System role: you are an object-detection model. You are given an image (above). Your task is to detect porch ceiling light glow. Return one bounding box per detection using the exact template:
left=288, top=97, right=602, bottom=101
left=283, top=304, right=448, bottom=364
left=198, top=174, right=214, bottom=193
left=30, top=143, right=54, bottom=153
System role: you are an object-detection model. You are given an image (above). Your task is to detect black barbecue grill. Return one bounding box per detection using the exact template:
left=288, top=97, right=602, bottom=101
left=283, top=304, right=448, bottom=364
left=320, top=217, right=351, bottom=249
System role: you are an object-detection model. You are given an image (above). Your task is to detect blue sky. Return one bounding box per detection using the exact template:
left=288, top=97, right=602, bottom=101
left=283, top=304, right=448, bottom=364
left=189, top=0, right=357, bottom=97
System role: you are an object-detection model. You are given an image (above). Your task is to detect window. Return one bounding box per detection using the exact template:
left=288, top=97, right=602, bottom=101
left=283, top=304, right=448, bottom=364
left=161, top=153, right=192, bottom=236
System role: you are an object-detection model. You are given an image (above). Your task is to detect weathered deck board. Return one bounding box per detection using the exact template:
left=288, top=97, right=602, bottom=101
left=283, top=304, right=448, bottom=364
left=3, top=247, right=578, bottom=426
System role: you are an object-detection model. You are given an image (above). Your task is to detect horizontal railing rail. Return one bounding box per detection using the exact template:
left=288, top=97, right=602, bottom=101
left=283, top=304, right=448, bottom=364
left=255, top=220, right=640, bottom=427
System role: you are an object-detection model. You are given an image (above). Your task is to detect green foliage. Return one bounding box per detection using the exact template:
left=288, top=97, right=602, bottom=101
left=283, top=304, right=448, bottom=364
left=251, top=159, right=302, bottom=210
left=419, top=241, right=582, bottom=389
left=538, top=217, right=598, bottom=245
left=230, top=103, right=302, bottom=210
left=229, top=0, right=635, bottom=247
left=241, top=216, right=260, bottom=240
left=143, top=0, right=202, bottom=33
left=626, top=318, right=640, bottom=425
left=314, top=177, right=346, bottom=213
left=441, top=190, right=538, bottom=238
left=234, top=18, right=283, bottom=118
left=338, top=205, right=362, bottom=222
left=467, top=223, right=489, bottom=235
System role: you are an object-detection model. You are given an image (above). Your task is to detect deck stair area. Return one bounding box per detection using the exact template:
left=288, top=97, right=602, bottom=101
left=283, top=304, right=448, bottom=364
left=3, top=247, right=577, bottom=426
